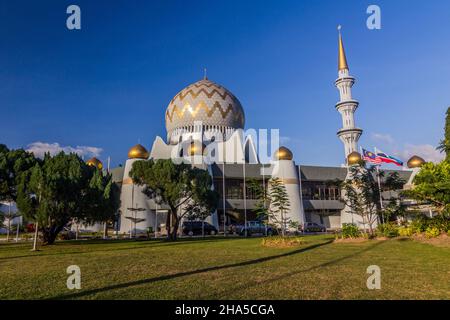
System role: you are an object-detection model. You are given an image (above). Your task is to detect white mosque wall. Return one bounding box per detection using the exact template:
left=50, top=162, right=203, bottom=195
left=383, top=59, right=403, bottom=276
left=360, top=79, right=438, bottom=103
left=270, top=160, right=305, bottom=229
left=119, top=158, right=158, bottom=234
left=339, top=168, right=379, bottom=230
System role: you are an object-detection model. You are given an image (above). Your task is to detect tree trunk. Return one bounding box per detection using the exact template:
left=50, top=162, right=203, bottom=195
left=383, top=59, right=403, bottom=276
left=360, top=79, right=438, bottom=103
left=32, top=222, right=39, bottom=251
left=6, top=218, right=10, bottom=242
left=42, top=225, right=64, bottom=245
left=172, top=213, right=180, bottom=241
left=166, top=211, right=172, bottom=240
left=103, top=222, right=108, bottom=239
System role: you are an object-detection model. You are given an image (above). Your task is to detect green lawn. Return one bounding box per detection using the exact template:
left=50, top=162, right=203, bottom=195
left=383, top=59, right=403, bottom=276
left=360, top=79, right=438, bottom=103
left=0, top=235, right=449, bottom=299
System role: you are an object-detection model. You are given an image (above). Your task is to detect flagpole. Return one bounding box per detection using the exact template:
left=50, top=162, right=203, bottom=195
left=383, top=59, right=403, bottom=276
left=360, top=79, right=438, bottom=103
left=222, top=161, right=226, bottom=236
left=374, top=147, right=385, bottom=224
left=262, top=164, right=267, bottom=236
left=243, top=158, right=247, bottom=237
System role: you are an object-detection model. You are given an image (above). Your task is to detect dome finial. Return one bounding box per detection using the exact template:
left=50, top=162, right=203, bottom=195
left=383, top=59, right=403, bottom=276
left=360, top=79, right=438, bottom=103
left=338, top=25, right=349, bottom=71
left=203, top=68, right=208, bottom=80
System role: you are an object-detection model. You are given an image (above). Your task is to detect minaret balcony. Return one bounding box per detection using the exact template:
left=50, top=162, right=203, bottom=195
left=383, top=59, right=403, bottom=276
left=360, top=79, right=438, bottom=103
left=337, top=127, right=363, bottom=136
left=335, top=99, right=359, bottom=110
left=335, top=76, right=355, bottom=86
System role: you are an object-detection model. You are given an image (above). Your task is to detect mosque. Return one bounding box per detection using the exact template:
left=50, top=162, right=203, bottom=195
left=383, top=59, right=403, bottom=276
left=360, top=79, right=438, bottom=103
left=80, top=31, right=426, bottom=235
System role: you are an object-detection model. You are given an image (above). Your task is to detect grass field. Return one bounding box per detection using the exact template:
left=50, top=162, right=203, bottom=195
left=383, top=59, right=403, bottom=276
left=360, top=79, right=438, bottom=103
left=0, top=235, right=449, bottom=299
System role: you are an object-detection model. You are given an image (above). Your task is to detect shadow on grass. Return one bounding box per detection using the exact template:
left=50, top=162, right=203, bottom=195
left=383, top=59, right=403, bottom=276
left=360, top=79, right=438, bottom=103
left=0, top=237, right=248, bottom=261
left=50, top=239, right=334, bottom=300
left=216, top=240, right=386, bottom=299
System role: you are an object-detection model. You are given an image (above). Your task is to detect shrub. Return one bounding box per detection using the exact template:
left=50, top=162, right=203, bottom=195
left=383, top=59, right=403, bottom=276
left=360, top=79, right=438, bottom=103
left=428, top=215, right=450, bottom=233
left=376, top=223, right=399, bottom=238
left=425, top=227, right=440, bottom=239
left=341, top=223, right=360, bottom=238
left=410, top=215, right=430, bottom=234
left=261, top=236, right=304, bottom=248
left=398, top=226, right=413, bottom=237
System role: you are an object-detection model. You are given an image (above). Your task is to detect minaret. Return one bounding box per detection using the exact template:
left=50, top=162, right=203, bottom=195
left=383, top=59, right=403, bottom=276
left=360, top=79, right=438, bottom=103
left=335, top=26, right=363, bottom=163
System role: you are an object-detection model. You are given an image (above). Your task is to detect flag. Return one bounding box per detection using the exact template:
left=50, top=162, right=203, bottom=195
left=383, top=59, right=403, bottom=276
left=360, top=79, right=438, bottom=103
left=362, top=148, right=382, bottom=164
left=375, top=149, right=403, bottom=167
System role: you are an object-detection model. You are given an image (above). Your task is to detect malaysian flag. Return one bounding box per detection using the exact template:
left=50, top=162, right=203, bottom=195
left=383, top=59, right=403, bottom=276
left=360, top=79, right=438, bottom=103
left=375, top=148, right=403, bottom=167
left=362, top=148, right=382, bottom=164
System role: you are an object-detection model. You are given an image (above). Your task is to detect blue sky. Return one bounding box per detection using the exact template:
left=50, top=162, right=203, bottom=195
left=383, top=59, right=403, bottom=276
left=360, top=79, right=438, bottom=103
left=1, top=0, right=449, bottom=167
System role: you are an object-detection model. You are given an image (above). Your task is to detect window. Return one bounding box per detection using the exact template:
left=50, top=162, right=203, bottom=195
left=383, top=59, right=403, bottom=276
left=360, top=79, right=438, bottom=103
left=301, top=181, right=341, bottom=200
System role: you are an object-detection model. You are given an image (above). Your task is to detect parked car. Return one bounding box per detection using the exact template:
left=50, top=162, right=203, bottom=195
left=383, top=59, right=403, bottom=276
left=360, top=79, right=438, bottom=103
left=302, top=222, right=326, bottom=233
left=235, top=221, right=276, bottom=236
left=182, top=221, right=218, bottom=236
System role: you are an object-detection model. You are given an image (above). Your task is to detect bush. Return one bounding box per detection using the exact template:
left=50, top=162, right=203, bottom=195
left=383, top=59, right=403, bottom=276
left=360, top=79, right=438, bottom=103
left=410, top=215, right=430, bottom=234
left=341, top=223, right=360, bottom=238
left=376, top=223, right=399, bottom=238
left=398, top=226, right=413, bottom=237
left=425, top=227, right=440, bottom=238
left=261, top=236, right=304, bottom=248
left=428, top=215, right=450, bottom=233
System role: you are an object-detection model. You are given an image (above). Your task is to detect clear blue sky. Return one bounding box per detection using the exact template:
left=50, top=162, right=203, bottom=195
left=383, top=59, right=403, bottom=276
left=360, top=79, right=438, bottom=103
left=1, top=0, right=449, bottom=167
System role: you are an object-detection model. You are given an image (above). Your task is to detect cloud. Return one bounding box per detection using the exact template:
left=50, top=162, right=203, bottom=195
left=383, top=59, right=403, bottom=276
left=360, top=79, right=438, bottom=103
left=371, top=133, right=394, bottom=144
left=26, top=142, right=103, bottom=159
left=370, top=132, right=444, bottom=163
left=394, top=144, right=444, bottom=163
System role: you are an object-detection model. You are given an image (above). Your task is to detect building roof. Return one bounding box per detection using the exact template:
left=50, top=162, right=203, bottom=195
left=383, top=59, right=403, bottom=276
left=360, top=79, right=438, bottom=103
left=211, top=163, right=268, bottom=179
left=299, top=165, right=347, bottom=181
left=299, top=165, right=413, bottom=183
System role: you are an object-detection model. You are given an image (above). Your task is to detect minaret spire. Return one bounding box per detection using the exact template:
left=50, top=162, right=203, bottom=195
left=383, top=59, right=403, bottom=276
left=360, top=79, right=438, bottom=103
left=334, top=26, right=363, bottom=163
left=337, top=25, right=349, bottom=71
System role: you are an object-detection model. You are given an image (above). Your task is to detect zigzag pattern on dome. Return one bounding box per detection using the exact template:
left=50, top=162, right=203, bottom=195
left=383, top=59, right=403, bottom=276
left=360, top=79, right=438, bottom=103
left=165, top=78, right=245, bottom=138
left=165, top=101, right=244, bottom=126
left=170, top=87, right=239, bottom=104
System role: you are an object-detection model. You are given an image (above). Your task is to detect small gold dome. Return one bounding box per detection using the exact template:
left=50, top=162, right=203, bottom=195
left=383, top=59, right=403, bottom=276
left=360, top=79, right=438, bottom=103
left=187, top=141, right=206, bottom=156
left=86, top=157, right=103, bottom=170
left=273, top=147, right=293, bottom=161
left=407, top=155, right=425, bottom=168
left=347, top=151, right=362, bottom=166
left=128, top=144, right=149, bottom=159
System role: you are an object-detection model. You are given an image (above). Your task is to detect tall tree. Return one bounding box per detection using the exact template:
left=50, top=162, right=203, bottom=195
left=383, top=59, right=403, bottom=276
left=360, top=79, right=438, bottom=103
left=340, top=165, right=405, bottom=235
left=407, top=108, right=450, bottom=216
left=404, top=161, right=450, bottom=216
left=268, top=178, right=291, bottom=237
left=249, top=177, right=291, bottom=236
left=129, top=159, right=218, bottom=240
left=0, top=145, right=38, bottom=203
left=248, top=179, right=269, bottom=222
left=0, top=145, right=38, bottom=241
left=16, top=152, right=120, bottom=245
left=437, top=107, right=450, bottom=161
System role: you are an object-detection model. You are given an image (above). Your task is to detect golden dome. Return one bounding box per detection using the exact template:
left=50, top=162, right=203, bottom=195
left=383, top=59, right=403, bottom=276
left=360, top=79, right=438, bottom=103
left=165, top=79, right=245, bottom=143
left=128, top=144, right=149, bottom=159
left=407, top=155, right=425, bottom=168
left=86, top=157, right=103, bottom=170
left=347, top=151, right=362, bottom=166
left=187, top=141, right=206, bottom=156
left=273, top=147, right=293, bottom=161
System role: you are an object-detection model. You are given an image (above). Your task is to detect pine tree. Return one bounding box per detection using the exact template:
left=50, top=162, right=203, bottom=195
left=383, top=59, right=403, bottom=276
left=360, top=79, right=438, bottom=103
left=268, top=178, right=291, bottom=237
